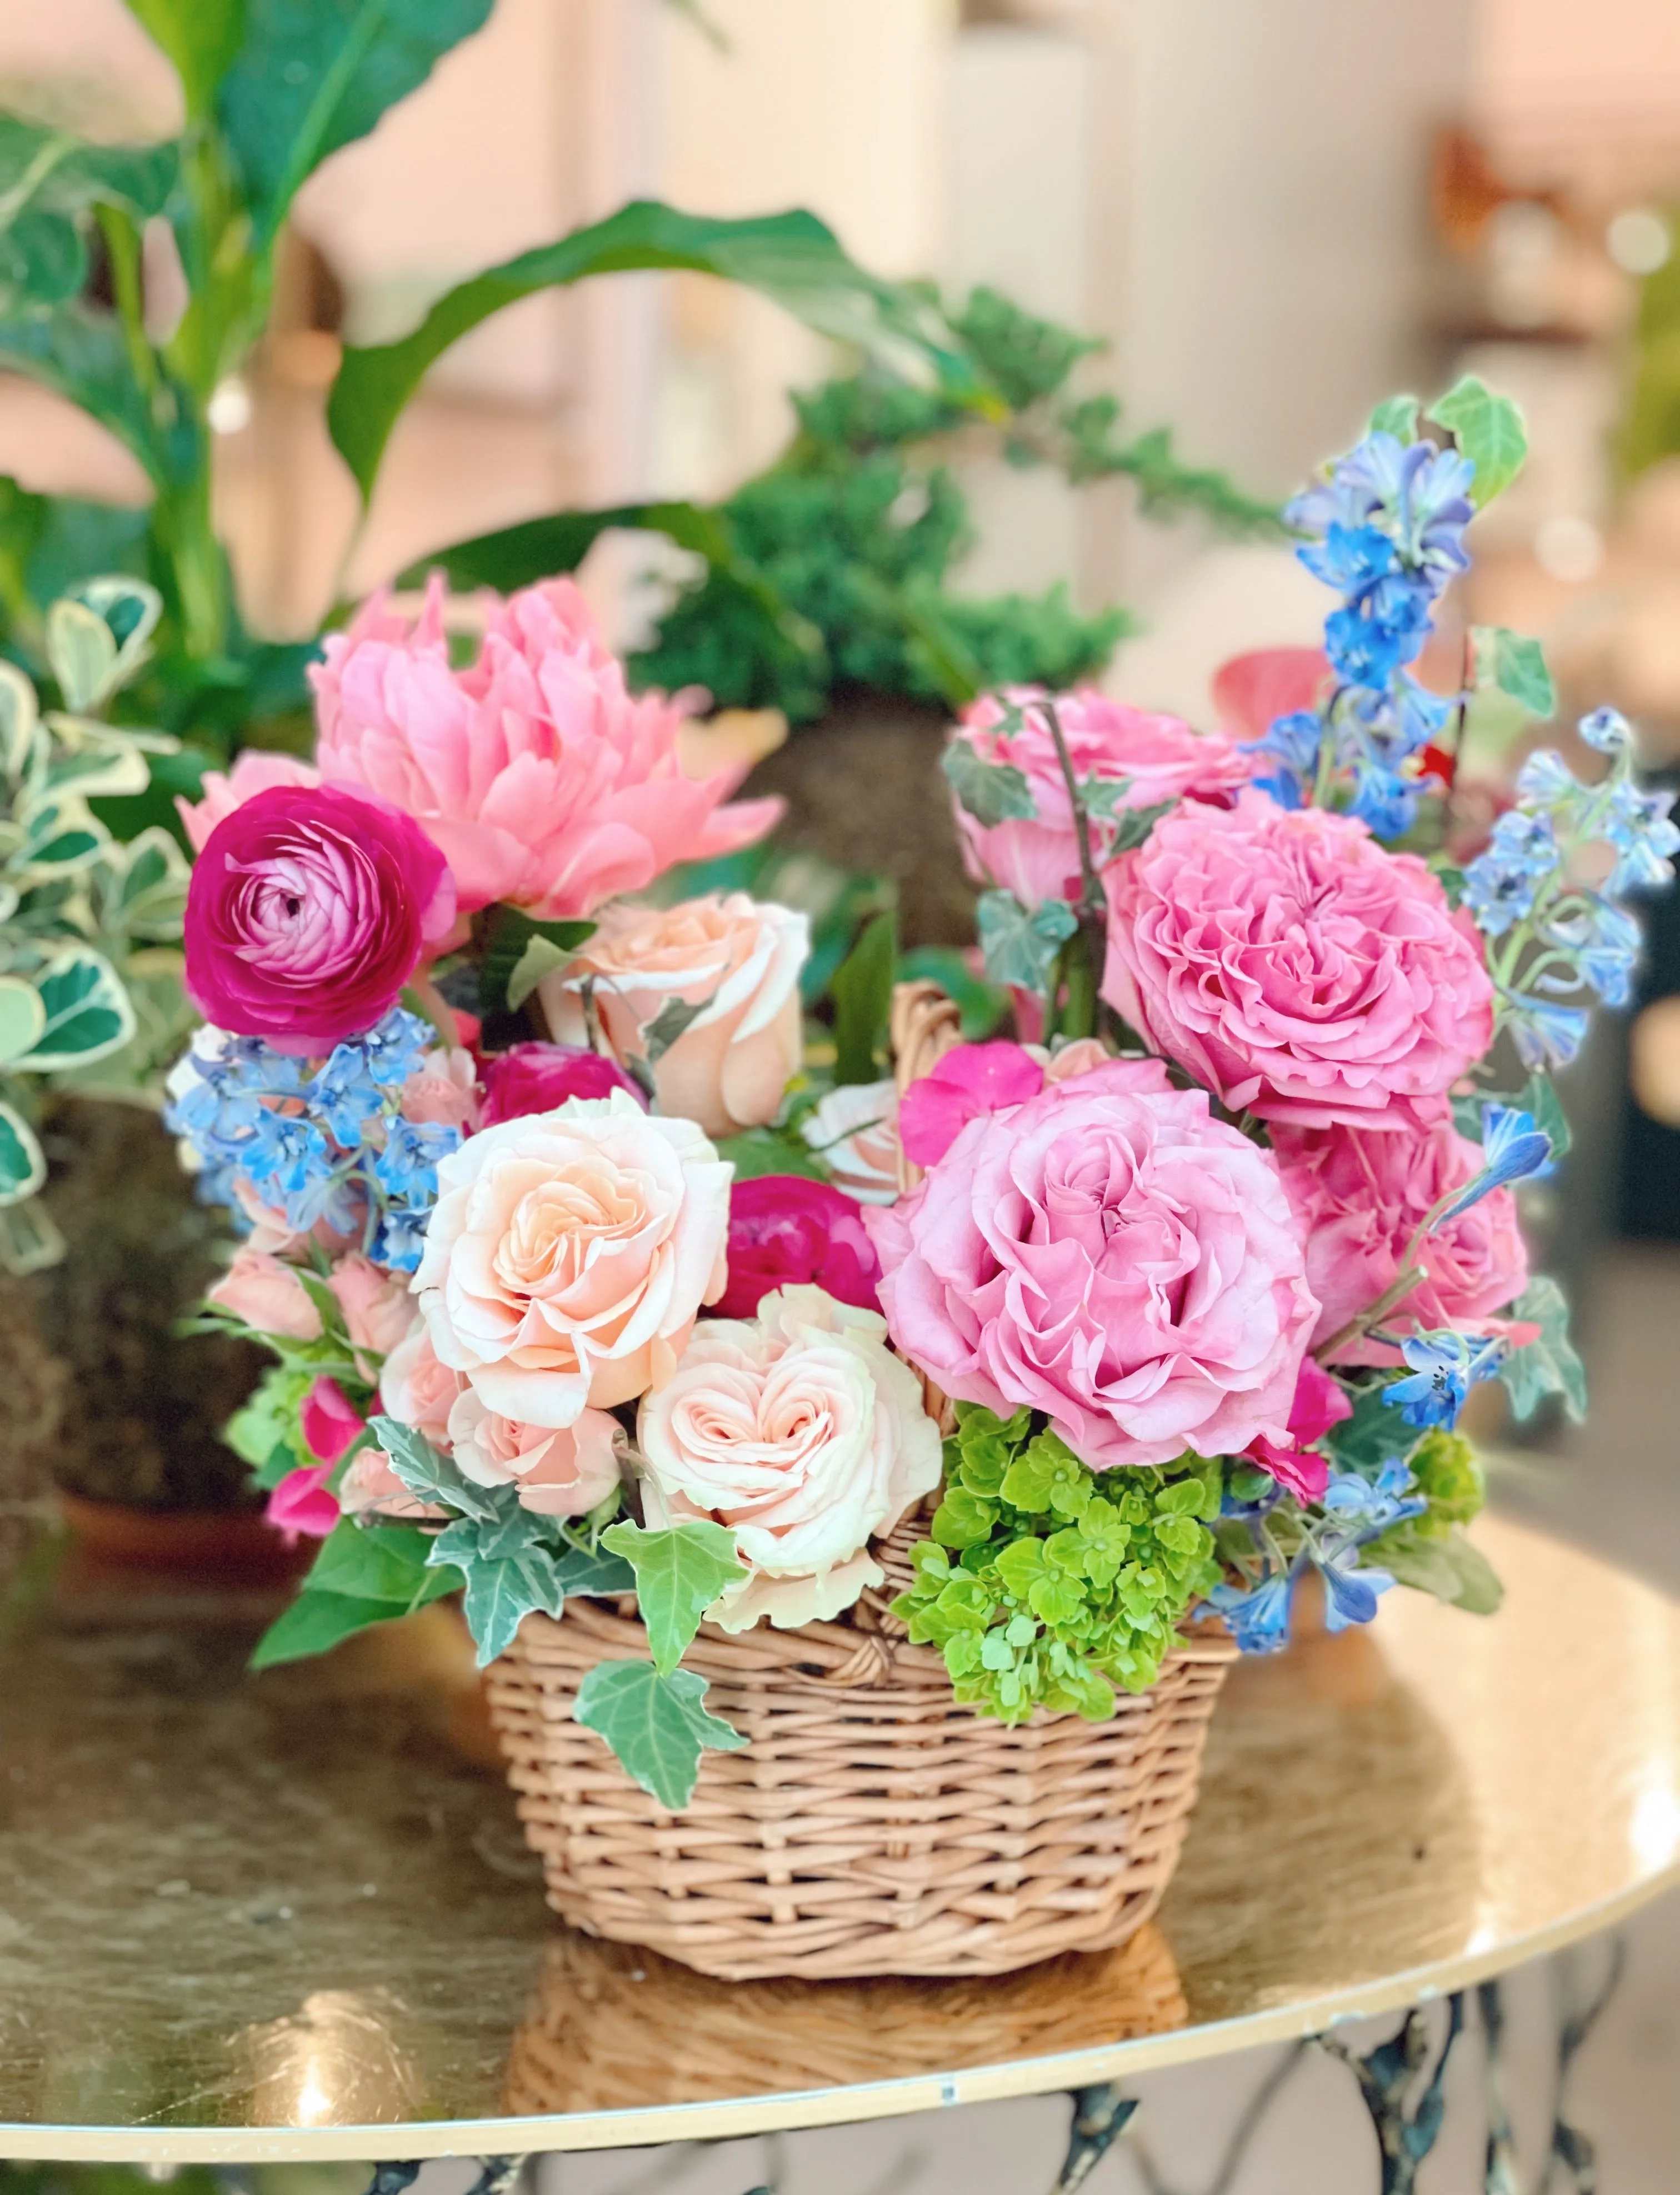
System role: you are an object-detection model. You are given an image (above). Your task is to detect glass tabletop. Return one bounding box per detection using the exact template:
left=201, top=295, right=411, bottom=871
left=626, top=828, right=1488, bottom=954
left=0, top=1508, right=1674, bottom=2162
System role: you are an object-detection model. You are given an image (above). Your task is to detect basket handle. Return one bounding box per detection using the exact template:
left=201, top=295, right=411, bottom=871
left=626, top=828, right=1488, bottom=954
left=887, top=979, right=964, bottom=1439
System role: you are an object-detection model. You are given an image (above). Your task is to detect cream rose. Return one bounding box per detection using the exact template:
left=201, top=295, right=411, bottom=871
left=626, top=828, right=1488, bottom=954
left=539, top=892, right=808, bottom=1139
left=414, top=1091, right=732, bottom=1428
left=447, top=1389, right=623, bottom=1516
left=635, top=1284, right=942, bottom=1633
left=798, top=1079, right=900, bottom=1203
left=378, top=1319, right=467, bottom=1448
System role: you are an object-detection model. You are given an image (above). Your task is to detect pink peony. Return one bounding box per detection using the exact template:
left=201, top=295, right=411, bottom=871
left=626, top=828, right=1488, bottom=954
left=717, top=1175, right=882, bottom=1319
left=267, top=1460, right=339, bottom=1540
left=446, top=1389, right=622, bottom=1517
left=898, top=1041, right=1046, bottom=1170
left=1242, top=1359, right=1352, bottom=1504
left=865, top=1060, right=1319, bottom=1471
left=328, top=1253, right=416, bottom=1358
left=177, top=749, right=321, bottom=855
left=949, top=686, right=1252, bottom=908
left=312, top=575, right=781, bottom=920
left=477, top=1041, right=645, bottom=1128
left=207, top=1248, right=321, bottom=1340
left=1102, top=791, right=1494, bottom=1131
left=1273, top=1113, right=1531, bottom=1365
left=299, top=1375, right=366, bottom=1464
left=184, top=784, right=456, bottom=1055
left=378, top=1321, right=466, bottom=1449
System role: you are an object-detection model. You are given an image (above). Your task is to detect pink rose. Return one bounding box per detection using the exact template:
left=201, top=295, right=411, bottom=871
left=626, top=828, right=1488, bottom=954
left=797, top=1080, right=900, bottom=1202
left=399, top=1046, right=481, bottom=1130
left=266, top=1461, right=339, bottom=1540
left=313, top=575, right=781, bottom=920
left=1102, top=791, right=1494, bottom=1131
left=378, top=1321, right=467, bottom=1449
left=949, top=687, right=1252, bottom=907
left=1210, top=648, right=1331, bottom=740
left=328, top=1253, right=417, bottom=1358
left=1242, top=1359, right=1352, bottom=1504
left=299, top=1375, right=366, bottom=1464
left=477, top=1042, right=645, bottom=1128
left=717, top=1175, right=882, bottom=1319
left=446, top=1389, right=621, bottom=1517
left=207, top=1248, right=321, bottom=1340
left=865, top=1061, right=1319, bottom=1470
left=1274, top=1114, right=1532, bottom=1365
left=184, top=784, right=457, bottom=1055
left=637, top=1285, right=942, bottom=1632
left=898, top=1041, right=1046, bottom=1170
left=176, top=749, right=321, bottom=855
left=339, top=1443, right=439, bottom=1521
left=414, top=1090, right=731, bottom=1427
left=539, top=894, right=808, bottom=1141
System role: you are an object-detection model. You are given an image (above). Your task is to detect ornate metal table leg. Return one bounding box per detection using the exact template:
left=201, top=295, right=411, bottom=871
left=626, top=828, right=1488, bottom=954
left=1049, top=2083, right=1139, bottom=2195
left=1323, top=1994, right=1466, bottom=2195
left=363, top=2161, right=528, bottom=2195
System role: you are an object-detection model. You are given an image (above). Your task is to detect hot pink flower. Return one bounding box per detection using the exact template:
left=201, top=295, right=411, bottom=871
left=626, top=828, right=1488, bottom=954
left=266, top=1461, right=339, bottom=1540
left=1102, top=791, right=1494, bottom=1131
left=477, top=1041, right=645, bottom=1127
left=717, top=1175, right=882, bottom=1320
left=312, top=575, right=781, bottom=920
left=949, top=687, right=1252, bottom=909
left=176, top=749, right=321, bottom=855
left=898, top=1041, right=1046, bottom=1170
left=1243, top=1359, right=1352, bottom=1503
left=1273, top=1114, right=1532, bottom=1365
left=184, top=784, right=456, bottom=1055
left=866, top=1061, right=1318, bottom=1470
left=299, top=1375, right=366, bottom=1464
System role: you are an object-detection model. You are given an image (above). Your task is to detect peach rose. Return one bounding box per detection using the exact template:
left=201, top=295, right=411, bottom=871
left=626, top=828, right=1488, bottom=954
left=328, top=1252, right=416, bottom=1358
left=798, top=1079, right=900, bottom=1203
left=400, top=1045, right=480, bottom=1130
left=636, top=1284, right=942, bottom=1633
left=378, top=1320, right=466, bottom=1449
left=539, top=892, right=808, bottom=1140
left=414, top=1091, right=732, bottom=1428
left=207, top=1248, right=321, bottom=1340
left=340, top=1443, right=441, bottom=1521
left=447, top=1389, right=622, bottom=1516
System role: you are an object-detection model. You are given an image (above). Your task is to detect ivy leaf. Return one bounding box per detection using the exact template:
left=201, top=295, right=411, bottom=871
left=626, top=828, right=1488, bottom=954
left=941, top=740, right=1036, bottom=828
left=308, top=1518, right=456, bottom=1603
left=1427, top=376, right=1528, bottom=506
left=1102, top=798, right=1174, bottom=858
left=830, top=909, right=897, bottom=1085
left=369, top=1413, right=503, bottom=1523
left=641, top=994, right=707, bottom=1067
left=1501, top=1276, right=1587, bottom=1424
left=1323, top=1379, right=1414, bottom=1480
left=1473, top=626, right=1555, bottom=720
left=1367, top=393, right=1421, bottom=443
left=976, top=889, right=1078, bottom=992
left=600, top=1518, right=746, bottom=1675
left=460, top=1545, right=569, bottom=1667
left=551, top=1542, right=637, bottom=1597
left=573, top=1659, right=747, bottom=1812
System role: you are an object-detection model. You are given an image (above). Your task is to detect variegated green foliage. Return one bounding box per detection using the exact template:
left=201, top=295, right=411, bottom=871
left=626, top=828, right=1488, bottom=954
left=0, top=577, right=192, bottom=1270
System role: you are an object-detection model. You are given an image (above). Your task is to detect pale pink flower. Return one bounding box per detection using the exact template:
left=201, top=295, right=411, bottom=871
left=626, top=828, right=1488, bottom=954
left=328, top=1253, right=416, bottom=1358
left=399, top=1045, right=480, bottom=1130
left=798, top=1080, right=900, bottom=1203
left=207, top=1248, right=321, bottom=1340
left=341, top=1443, right=442, bottom=1521
left=378, top=1320, right=466, bottom=1450
left=176, top=749, right=321, bottom=855
left=446, top=1389, right=622, bottom=1517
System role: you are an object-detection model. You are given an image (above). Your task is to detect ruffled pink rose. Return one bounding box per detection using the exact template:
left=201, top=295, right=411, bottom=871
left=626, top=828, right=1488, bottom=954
left=313, top=575, right=781, bottom=920
left=866, top=1060, right=1318, bottom=1470
left=949, top=686, right=1252, bottom=908
left=637, top=1285, right=943, bottom=1632
left=1102, top=791, right=1494, bottom=1131
left=207, top=1248, right=321, bottom=1340
left=328, top=1253, right=416, bottom=1358
left=414, top=1090, right=731, bottom=1428
left=717, top=1175, right=882, bottom=1319
left=266, top=1461, right=339, bottom=1540
left=477, top=1041, right=645, bottom=1128
left=1274, top=1114, right=1531, bottom=1365
left=300, top=1375, right=366, bottom=1464
left=184, top=784, right=457, bottom=1055
left=796, top=1079, right=900, bottom=1202
left=1242, top=1359, right=1352, bottom=1504
left=399, top=1046, right=480, bottom=1130
left=446, top=1389, right=622, bottom=1517
left=539, top=894, right=808, bottom=1141
left=898, top=1041, right=1046, bottom=1170
left=177, top=749, right=321, bottom=855
left=378, top=1320, right=467, bottom=1448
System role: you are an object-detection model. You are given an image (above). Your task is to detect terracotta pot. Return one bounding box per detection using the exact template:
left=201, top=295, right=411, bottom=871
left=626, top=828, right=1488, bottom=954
left=57, top=1491, right=313, bottom=1585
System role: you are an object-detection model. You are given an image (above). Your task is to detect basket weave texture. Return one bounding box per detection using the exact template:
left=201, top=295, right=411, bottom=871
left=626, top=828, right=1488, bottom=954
left=482, top=980, right=1236, bottom=1980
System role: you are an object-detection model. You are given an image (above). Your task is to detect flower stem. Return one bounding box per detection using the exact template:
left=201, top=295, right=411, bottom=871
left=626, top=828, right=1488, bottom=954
left=1314, top=1262, right=1427, bottom=1363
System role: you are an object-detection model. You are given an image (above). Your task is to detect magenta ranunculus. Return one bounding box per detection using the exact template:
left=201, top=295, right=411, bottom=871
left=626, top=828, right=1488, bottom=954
left=1273, top=1113, right=1532, bottom=1366
left=717, top=1175, right=883, bottom=1320
left=477, top=1041, right=646, bottom=1127
left=865, top=1060, right=1318, bottom=1471
left=1102, top=790, right=1494, bottom=1131
left=312, top=575, right=782, bottom=920
left=184, top=784, right=455, bottom=1055
left=949, top=686, right=1253, bottom=909
left=898, top=1041, right=1046, bottom=1170
left=1242, top=1358, right=1352, bottom=1503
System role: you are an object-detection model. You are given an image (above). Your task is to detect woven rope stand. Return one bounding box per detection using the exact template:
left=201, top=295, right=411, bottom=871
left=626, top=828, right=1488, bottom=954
left=483, top=982, right=1237, bottom=1981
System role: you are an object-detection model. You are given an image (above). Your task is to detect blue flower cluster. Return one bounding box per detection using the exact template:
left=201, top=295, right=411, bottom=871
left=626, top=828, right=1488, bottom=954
left=1206, top=1460, right=1427, bottom=1653
left=165, top=1007, right=459, bottom=1273
left=1252, top=431, right=1474, bottom=836
left=1461, top=707, right=1679, bottom=1067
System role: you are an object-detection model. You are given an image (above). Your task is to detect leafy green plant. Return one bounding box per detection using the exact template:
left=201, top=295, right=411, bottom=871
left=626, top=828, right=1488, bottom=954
left=893, top=1403, right=1223, bottom=1721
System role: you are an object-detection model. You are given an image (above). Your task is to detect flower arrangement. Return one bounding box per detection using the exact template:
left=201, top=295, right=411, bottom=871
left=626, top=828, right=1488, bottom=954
left=174, top=379, right=1672, bottom=1815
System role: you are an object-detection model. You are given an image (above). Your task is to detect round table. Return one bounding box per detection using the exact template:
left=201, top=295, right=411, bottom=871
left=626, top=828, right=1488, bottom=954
left=0, top=1511, right=1673, bottom=2167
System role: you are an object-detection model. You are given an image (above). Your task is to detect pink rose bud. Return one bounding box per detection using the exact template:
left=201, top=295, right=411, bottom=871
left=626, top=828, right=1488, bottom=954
left=717, top=1175, right=883, bottom=1320
left=328, top=1253, right=418, bottom=1357
left=206, top=1248, right=322, bottom=1340
left=1243, top=1359, right=1353, bottom=1504
left=266, top=1460, right=341, bottom=1541
left=299, top=1375, right=366, bottom=1465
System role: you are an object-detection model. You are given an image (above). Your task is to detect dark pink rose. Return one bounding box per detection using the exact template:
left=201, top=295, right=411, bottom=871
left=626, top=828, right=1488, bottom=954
left=1102, top=790, right=1494, bottom=1132
left=898, top=1041, right=1046, bottom=1169
left=1243, top=1358, right=1352, bottom=1503
left=477, top=1042, right=646, bottom=1127
left=1274, top=1113, right=1531, bottom=1366
left=718, top=1175, right=883, bottom=1320
left=184, top=784, right=455, bottom=1055
left=300, top=1375, right=366, bottom=1464
left=866, top=1061, right=1318, bottom=1471
left=266, top=1460, right=339, bottom=1540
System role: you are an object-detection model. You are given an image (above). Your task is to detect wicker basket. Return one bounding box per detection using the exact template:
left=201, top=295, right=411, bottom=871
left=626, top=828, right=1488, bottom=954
left=481, top=981, right=1237, bottom=1981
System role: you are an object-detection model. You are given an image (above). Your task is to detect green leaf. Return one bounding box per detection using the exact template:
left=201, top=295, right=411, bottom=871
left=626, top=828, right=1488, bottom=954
left=1427, top=375, right=1528, bottom=506
left=600, top=1517, right=746, bottom=1676
left=830, top=909, right=897, bottom=1085
left=369, top=1412, right=502, bottom=1522
left=216, top=0, right=496, bottom=248
left=572, top=1659, right=747, bottom=1812
left=551, top=1542, right=637, bottom=1598
left=505, top=935, right=572, bottom=1014
left=0, top=117, right=177, bottom=314
left=976, top=889, right=1078, bottom=992
left=46, top=600, right=117, bottom=715
left=1473, top=626, right=1555, bottom=720
left=1323, top=1378, right=1413, bottom=1480
left=1523, top=1070, right=1572, bottom=1164
left=0, top=1101, right=45, bottom=1205
left=0, top=979, right=46, bottom=1066
left=18, top=949, right=134, bottom=1068
left=477, top=906, right=593, bottom=1017
left=328, top=201, right=981, bottom=503
left=1367, top=393, right=1421, bottom=443
left=1103, top=798, right=1174, bottom=857
left=308, top=1516, right=456, bottom=1604
left=251, top=1589, right=412, bottom=1668
left=123, top=0, right=246, bottom=116
left=459, top=1544, right=568, bottom=1667
left=940, top=739, right=1036, bottom=828
left=713, top=1126, right=829, bottom=1183
left=1376, top=1525, right=1504, bottom=1615
left=932, top=1485, right=998, bottom=1549
left=0, top=305, right=173, bottom=485
left=1501, top=1275, right=1587, bottom=1424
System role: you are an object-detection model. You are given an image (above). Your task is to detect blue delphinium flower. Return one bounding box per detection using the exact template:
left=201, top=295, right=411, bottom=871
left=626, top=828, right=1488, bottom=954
left=1461, top=810, right=1558, bottom=937
left=1437, top=1105, right=1552, bottom=1223
left=1204, top=1573, right=1295, bottom=1655
left=1383, top=1331, right=1507, bottom=1430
